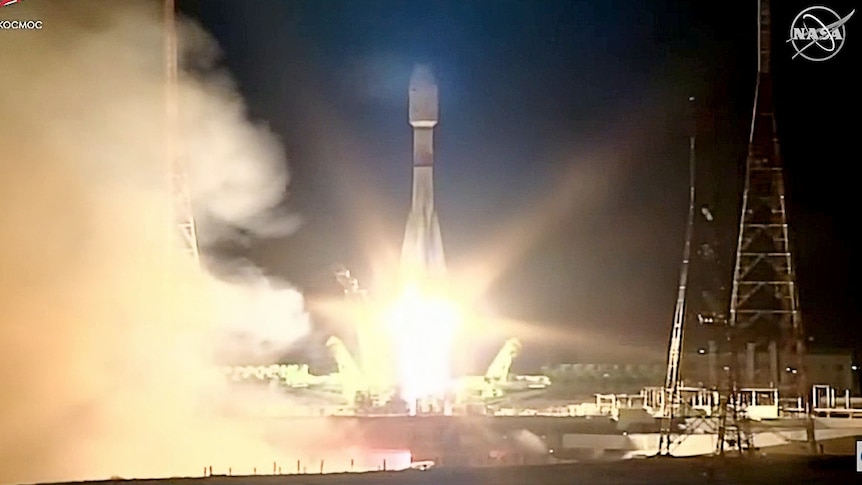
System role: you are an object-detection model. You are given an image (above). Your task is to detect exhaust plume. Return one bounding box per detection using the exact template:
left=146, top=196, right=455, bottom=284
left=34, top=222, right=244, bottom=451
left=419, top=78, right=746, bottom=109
left=0, top=1, right=317, bottom=483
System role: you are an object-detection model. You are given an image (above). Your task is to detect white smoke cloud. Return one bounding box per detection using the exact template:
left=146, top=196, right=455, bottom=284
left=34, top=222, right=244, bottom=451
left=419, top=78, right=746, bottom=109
left=0, top=1, right=320, bottom=483
left=210, top=266, right=311, bottom=364
left=178, top=19, right=301, bottom=245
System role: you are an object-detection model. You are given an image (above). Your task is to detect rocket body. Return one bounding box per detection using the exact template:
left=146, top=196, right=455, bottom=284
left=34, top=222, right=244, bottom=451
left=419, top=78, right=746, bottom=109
left=401, top=65, right=445, bottom=280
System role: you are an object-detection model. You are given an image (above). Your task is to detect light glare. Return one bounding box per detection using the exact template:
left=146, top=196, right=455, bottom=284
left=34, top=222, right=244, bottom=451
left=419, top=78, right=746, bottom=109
left=385, top=284, right=461, bottom=406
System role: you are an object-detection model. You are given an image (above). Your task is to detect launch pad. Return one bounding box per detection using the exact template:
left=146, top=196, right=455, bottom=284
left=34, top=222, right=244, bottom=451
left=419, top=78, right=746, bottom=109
left=221, top=335, right=551, bottom=418
left=222, top=64, right=551, bottom=417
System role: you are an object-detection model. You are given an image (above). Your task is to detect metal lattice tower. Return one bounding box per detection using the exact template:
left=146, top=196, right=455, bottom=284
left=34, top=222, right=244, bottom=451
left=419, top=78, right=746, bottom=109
left=164, top=0, right=200, bottom=264
left=727, top=0, right=816, bottom=451
left=657, top=96, right=698, bottom=456
left=729, top=0, right=805, bottom=393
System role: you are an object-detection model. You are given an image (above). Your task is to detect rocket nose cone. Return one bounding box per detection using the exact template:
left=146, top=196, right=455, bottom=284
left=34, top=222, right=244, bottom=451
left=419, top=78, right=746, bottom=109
left=410, top=64, right=436, bottom=89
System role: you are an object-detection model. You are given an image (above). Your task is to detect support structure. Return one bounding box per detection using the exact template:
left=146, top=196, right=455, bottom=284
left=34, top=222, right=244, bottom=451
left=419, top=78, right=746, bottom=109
left=164, top=0, right=200, bottom=265
left=715, top=331, right=754, bottom=455
left=677, top=92, right=728, bottom=391
left=657, top=96, right=698, bottom=456
left=725, top=0, right=815, bottom=451
left=333, top=265, right=393, bottom=399
left=334, top=265, right=367, bottom=299
left=684, top=184, right=728, bottom=390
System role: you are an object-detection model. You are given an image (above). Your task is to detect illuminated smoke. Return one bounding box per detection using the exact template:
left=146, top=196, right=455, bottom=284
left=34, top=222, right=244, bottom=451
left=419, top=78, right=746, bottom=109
left=178, top=19, right=301, bottom=245
left=211, top=266, right=311, bottom=365
left=510, top=429, right=549, bottom=455
left=0, top=1, right=318, bottom=483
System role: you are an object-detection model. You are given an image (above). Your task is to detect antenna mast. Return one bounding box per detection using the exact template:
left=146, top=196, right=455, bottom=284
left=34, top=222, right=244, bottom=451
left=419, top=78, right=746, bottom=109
left=657, top=96, right=697, bottom=456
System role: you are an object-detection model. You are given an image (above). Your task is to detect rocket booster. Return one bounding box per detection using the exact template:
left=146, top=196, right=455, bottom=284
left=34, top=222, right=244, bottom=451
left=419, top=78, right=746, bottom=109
left=401, top=65, right=445, bottom=279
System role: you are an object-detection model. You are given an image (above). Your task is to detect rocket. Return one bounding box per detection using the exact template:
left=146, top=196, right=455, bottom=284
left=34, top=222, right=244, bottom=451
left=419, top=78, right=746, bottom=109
left=400, top=64, right=446, bottom=280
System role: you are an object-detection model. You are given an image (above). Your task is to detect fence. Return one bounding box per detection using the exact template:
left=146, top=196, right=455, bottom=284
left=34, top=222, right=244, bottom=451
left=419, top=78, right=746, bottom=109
left=198, top=452, right=412, bottom=477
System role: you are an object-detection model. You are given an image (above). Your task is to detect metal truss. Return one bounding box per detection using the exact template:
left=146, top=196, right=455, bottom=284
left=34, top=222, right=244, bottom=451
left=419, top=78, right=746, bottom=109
left=165, top=0, right=200, bottom=265
left=727, top=0, right=815, bottom=453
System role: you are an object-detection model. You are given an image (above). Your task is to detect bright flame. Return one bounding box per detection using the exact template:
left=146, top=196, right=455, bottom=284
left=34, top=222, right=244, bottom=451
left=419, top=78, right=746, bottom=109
left=384, top=283, right=461, bottom=406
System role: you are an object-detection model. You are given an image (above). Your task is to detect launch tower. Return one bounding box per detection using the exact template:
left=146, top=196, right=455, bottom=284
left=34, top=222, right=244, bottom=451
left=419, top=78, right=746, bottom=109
left=728, top=0, right=808, bottom=396
left=164, top=0, right=200, bottom=265
left=725, top=2, right=815, bottom=453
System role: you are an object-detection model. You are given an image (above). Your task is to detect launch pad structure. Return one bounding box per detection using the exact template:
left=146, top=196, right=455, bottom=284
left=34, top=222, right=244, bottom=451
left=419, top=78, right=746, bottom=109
left=221, top=63, right=550, bottom=416
left=656, top=0, right=817, bottom=456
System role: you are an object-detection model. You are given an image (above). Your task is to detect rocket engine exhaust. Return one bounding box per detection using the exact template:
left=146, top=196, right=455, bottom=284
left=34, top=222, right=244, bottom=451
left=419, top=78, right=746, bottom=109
left=387, top=64, right=461, bottom=410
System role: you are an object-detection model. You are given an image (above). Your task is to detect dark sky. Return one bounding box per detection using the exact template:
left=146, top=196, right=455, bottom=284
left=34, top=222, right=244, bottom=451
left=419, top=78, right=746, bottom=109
left=180, top=0, right=860, bottom=369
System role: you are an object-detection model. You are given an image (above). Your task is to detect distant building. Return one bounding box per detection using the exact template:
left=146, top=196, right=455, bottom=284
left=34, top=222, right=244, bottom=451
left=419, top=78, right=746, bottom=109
left=800, top=350, right=857, bottom=395
left=543, top=348, right=858, bottom=397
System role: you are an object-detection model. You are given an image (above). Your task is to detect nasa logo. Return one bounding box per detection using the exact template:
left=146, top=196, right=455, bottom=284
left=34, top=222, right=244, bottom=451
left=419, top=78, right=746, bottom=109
left=0, top=0, right=22, bottom=8
left=857, top=439, right=862, bottom=472
left=788, top=6, right=855, bottom=61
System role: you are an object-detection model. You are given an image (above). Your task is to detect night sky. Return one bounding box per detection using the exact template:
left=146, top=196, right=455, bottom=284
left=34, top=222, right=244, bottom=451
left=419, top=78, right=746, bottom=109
left=180, top=1, right=859, bottom=369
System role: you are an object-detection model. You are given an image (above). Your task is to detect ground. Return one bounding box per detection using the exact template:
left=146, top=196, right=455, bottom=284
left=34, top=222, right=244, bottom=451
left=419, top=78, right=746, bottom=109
left=45, top=455, right=858, bottom=485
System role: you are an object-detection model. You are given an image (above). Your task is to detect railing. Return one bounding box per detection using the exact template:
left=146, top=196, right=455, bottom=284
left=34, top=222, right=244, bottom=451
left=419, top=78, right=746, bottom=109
left=198, top=454, right=412, bottom=477
left=806, top=384, right=862, bottom=418
left=812, top=407, right=862, bottom=419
